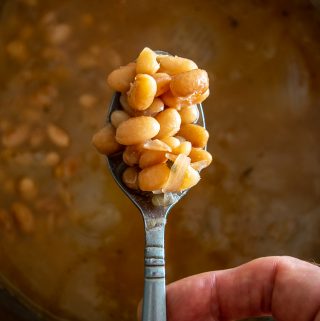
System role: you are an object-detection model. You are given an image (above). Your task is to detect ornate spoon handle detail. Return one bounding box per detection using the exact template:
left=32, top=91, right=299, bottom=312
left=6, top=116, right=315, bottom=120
left=142, top=217, right=167, bottom=321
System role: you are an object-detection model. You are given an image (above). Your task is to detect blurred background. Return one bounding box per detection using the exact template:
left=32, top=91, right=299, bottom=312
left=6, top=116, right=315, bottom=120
left=0, top=0, right=320, bottom=320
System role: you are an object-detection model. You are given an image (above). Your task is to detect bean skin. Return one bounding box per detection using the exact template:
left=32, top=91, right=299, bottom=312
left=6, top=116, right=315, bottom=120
left=172, top=141, right=192, bottom=156
left=111, top=110, right=130, bottom=128
left=139, top=150, right=167, bottom=169
left=138, top=163, right=170, bottom=191
left=152, top=73, right=171, bottom=97
left=178, top=124, right=209, bottom=148
left=138, top=98, right=164, bottom=117
left=179, top=105, right=199, bottom=124
left=160, top=136, right=180, bottom=150
left=120, top=93, right=136, bottom=116
left=189, top=148, right=212, bottom=165
left=155, top=108, right=181, bottom=139
left=107, top=62, right=136, bottom=92
left=161, top=89, right=210, bottom=109
left=116, top=116, right=160, bottom=145
left=170, top=69, right=209, bottom=97
left=136, top=47, right=160, bottom=75
left=122, top=167, right=139, bottom=190
left=157, top=55, right=198, bottom=75
left=92, top=123, right=122, bottom=155
left=127, top=74, right=157, bottom=111
left=123, top=145, right=143, bottom=166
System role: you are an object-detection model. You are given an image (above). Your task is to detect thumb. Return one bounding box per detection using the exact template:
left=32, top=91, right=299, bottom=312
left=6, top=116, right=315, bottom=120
left=165, top=256, right=320, bottom=321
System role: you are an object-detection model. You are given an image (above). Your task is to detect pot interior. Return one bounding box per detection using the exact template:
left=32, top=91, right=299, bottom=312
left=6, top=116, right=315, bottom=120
left=0, top=0, right=320, bottom=320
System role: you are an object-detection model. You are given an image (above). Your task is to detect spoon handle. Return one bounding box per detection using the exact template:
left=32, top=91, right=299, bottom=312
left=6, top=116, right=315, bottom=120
left=142, top=217, right=167, bottom=321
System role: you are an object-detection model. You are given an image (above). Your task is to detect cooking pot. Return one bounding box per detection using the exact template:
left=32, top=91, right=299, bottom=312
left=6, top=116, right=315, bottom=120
left=0, top=0, right=320, bottom=320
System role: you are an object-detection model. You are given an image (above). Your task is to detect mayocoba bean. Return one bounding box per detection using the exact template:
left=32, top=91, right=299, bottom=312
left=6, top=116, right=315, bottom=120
left=123, top=144, right=144, bottom=166
left=136, top=47, right=160, bottom=75
left=47, top=124, right=70, bottom=148
left=138, top=163, right=170, bottom=191
left=179, top=105, right=199, bottom=124
left=192, top=89, right=210, bottom=105
left=161, top=90, right=192, bottom=110
left=152, top=72, right=171, bottom=97
left=122, top=167, right=139, bottom=190
left=157, top=55, right=198, bottom=75
left=11, top=202, right=35, bottom=234
left=170, top=69, right=209, bottom=97
left=127, top=74, right=157, bottom=111
left=162, top=88, right=210, bottom=110
left=120, top=94, right=164, bottom=117
left=155, top=108, right=181, bottom=139
left=189, top=148, right=212, bottom=165
left=139, top=98, right=164, bottom=116
left=120, top=93, right=135, bottom=116
left=111, top=110, right=130, bottom=128
left=107, top=62, right=136, bottom=92
left=172, top=141, right=192, bottom=156
left=92, top=123, right=122, bottom=155
left=160, top=136, right=180, bottom=150
left=18, top=177, right=37, bottom=200
left=116, top=116, right=160, bottom=145
left=139, top=150, right=167, bottom=169
left=178, top=124, right=209, bottom=148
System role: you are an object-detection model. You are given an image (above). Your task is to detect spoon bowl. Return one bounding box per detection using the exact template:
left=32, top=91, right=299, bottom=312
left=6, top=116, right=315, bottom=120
left=107, top=91, right=206, bottom=217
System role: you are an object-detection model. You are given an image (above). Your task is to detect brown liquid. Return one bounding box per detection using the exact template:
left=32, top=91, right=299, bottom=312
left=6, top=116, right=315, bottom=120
left=0, top=0, right=320, bottom=320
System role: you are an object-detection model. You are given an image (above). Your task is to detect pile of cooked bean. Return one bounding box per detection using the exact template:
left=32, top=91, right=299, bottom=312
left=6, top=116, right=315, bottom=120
left=92, top=48, right=212, bottom=197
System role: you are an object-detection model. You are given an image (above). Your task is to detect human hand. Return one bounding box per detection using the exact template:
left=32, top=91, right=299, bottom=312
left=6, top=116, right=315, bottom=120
left=164, top=256, right=320, bottom=321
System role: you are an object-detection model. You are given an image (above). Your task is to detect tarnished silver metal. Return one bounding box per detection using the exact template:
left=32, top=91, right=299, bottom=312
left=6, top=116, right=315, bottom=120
left=107, top=51, right=206, bottom=321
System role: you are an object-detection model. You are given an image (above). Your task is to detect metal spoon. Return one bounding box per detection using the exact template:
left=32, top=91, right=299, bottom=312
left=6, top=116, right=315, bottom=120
left=106, top=51, right=206, bottom=321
